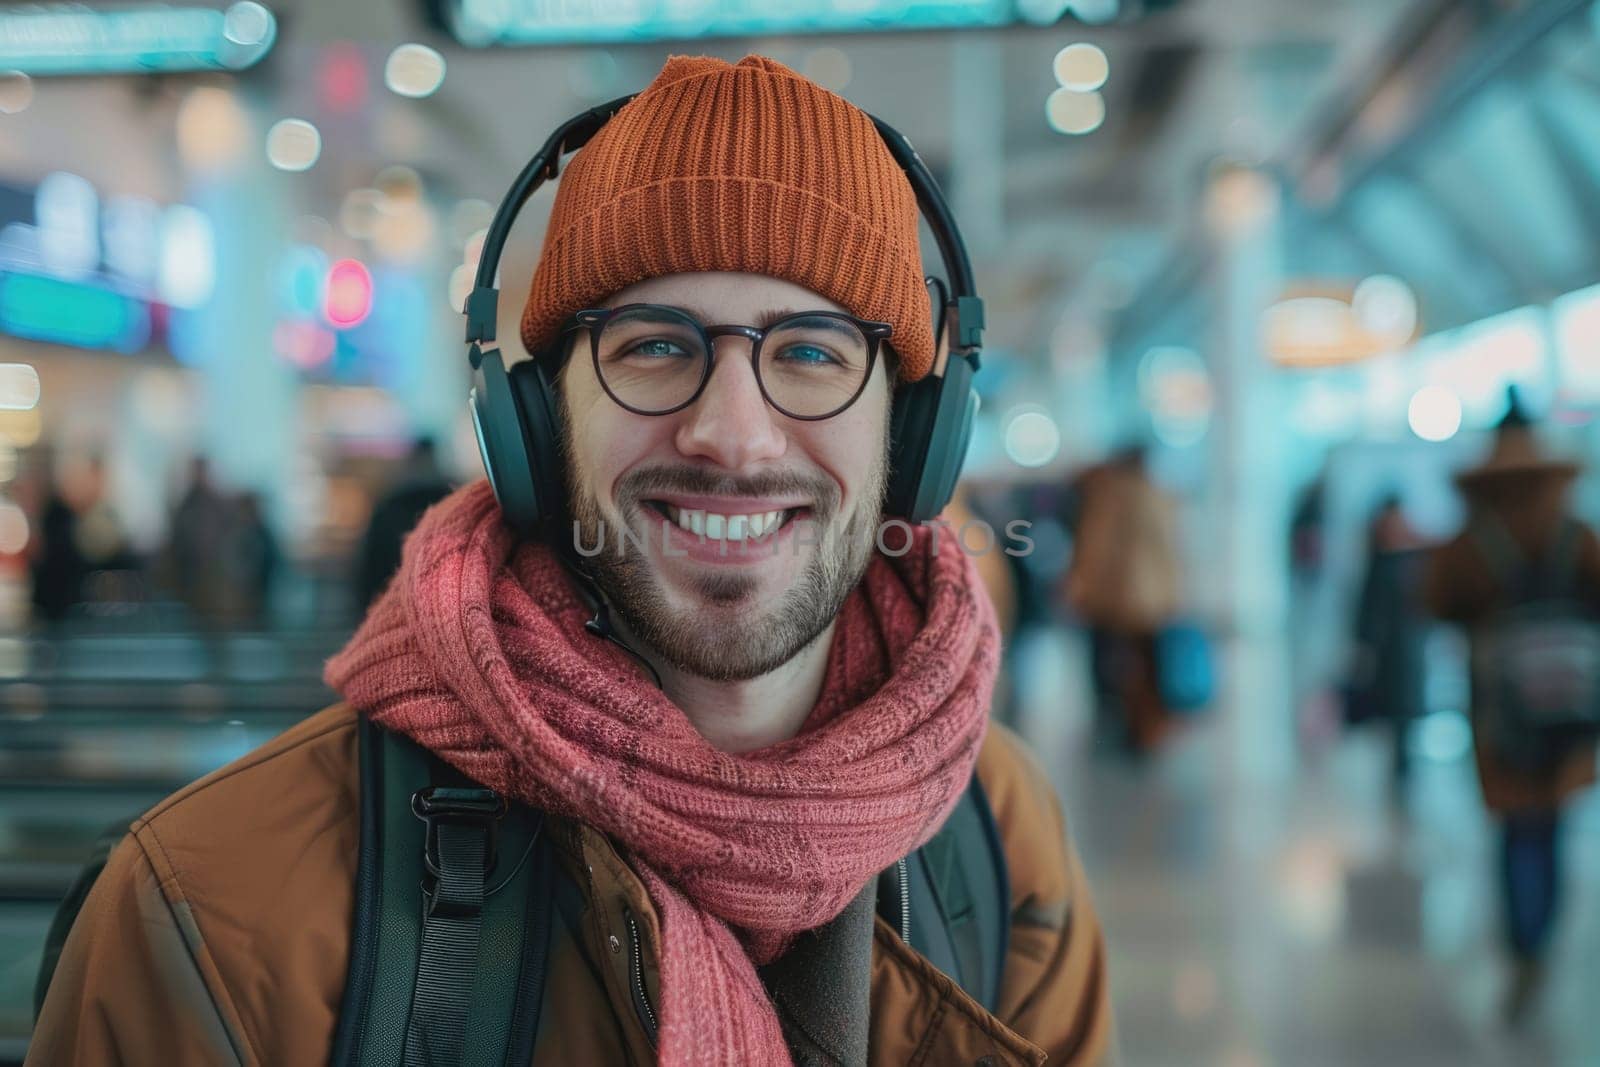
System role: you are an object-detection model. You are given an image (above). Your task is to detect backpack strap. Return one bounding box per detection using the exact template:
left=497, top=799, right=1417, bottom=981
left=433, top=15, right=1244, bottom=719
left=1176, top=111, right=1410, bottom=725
left=878, top=773, right=1011, bottom=1012
left=333, top=717, right=553, bottom=1067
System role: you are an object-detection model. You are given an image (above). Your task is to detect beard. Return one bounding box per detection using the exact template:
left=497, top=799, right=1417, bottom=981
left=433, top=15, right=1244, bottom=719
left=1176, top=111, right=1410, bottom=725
left=561, top=424, right=888, bottom=683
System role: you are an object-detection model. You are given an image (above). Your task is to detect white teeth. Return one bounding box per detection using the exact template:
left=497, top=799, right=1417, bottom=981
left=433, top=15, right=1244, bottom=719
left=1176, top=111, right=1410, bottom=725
left=661, top=506, right=792, bottom=542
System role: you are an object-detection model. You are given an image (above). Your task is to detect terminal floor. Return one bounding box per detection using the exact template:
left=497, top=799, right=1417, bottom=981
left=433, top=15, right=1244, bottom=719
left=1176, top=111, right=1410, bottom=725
left=1007, top=627, right=1600, bottom=1067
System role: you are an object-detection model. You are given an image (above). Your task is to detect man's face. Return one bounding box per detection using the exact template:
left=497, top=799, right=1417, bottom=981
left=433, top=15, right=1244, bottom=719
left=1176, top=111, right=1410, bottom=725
left=559, top=271, right=893, bottom=681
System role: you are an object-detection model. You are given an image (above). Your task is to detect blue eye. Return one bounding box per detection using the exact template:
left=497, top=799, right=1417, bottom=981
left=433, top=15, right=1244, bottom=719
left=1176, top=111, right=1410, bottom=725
left=627, top=339, right=691, bottom=359
left=776, top=344, right=838, bottom=366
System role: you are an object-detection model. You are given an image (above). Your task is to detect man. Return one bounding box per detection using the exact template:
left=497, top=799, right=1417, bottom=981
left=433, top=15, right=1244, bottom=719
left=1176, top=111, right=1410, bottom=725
left=1424, top=393, right=1599, bottom=1024
left=30, top=55, right=1115, bottom=1065
left=1064, top=445, right=1184, bottom=754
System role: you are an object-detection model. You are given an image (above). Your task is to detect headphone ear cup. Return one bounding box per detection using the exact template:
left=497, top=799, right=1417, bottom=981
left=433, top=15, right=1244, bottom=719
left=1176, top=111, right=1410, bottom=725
left=885, top=355, right=978, bottom=523
left=508, top=355, right=568, bottom=532
left=468, top=348, right=564, bottom=535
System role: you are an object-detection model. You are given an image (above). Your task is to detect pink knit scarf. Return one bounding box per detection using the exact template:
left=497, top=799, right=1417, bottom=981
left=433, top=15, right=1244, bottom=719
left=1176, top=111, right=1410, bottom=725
left=324, top=481, right=997, bottom=1065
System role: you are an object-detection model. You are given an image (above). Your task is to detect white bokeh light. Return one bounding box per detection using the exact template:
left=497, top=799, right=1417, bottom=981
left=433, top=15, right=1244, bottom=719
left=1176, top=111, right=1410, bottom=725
left=1408, top=385, right=1462, bottom=442
left=385, top=44, right=447, bottom=98
left=1352, top=274, right=1419, bottom=344
left=266, top=119, right=321, bottom=171
left=1047, top=88, right=1105, bottom=135
left=1054, top=43, right=1109, bottom=92
left=1004, top=407, right=1062, bottom=468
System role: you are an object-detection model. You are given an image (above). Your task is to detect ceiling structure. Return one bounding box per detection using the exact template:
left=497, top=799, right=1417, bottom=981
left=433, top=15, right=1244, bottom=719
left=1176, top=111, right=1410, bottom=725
left=1, top=0, right=1434, bottom=358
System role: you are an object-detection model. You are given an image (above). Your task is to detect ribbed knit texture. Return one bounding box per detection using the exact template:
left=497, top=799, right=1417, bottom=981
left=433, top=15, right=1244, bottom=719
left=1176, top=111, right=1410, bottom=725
left=323, top=481, right=997, bottom=1065
left=521, top=54, right=937, bottom=382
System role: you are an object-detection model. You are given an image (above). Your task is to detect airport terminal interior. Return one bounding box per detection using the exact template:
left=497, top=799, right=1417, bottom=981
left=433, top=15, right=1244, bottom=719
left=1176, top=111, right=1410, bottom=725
left=3, top=0, right=1600, bottom=1064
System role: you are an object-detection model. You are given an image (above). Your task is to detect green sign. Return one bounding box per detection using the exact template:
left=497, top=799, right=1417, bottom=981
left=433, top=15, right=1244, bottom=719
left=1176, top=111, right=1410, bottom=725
left=446, top=0, right=1020, bottom=45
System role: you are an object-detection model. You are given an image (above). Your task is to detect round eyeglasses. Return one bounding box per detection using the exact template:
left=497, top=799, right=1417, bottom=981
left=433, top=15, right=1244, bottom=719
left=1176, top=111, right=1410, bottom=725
left=564, top=303, right=893, bottom=421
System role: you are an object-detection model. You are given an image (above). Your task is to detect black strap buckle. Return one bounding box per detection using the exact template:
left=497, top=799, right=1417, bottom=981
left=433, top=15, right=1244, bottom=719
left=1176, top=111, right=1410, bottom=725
left=412, top=786, right=507, bottom=918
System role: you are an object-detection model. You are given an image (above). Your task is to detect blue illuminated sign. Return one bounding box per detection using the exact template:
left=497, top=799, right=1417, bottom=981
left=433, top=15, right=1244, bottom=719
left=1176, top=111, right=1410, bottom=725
left=0, top=2, right=276, bottom=76
left=0, top=272, right=151, bottom=352
left=446, top=0, right=1017, bottom=45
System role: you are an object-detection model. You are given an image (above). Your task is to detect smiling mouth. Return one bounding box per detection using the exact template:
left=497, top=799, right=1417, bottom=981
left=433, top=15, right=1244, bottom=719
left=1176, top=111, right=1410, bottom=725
left=643, top=501, right=807, bottom=543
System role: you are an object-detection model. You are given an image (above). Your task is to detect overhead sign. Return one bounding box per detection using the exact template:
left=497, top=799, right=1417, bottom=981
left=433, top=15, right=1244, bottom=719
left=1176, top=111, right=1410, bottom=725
left=442, top=0, right=1016, bottom=45
left=0, top=2, right=276, bottom=76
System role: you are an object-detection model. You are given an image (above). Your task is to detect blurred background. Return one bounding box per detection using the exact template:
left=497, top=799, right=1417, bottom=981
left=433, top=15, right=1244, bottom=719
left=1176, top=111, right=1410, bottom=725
left=3, top=0, right=1600, bottom=1063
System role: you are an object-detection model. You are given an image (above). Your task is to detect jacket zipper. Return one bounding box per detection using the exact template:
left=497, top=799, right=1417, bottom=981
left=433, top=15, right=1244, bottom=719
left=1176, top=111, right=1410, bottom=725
left=896, top=857, right=911, bottom=943
left=625, top=909, right=659, bottom=1048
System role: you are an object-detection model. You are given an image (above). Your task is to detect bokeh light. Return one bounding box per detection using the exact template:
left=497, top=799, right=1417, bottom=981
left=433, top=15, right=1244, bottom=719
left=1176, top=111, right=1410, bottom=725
left=324, top=258, right=374, bottom=328
left=221, top=2, right=274, bottom=48
left=1352, top=274, right=1419, bottom=344
left=1003, top=406, right=1062, bottom=468
left=384, top=43, right=447, bottom=98
left=0, top=72, right=34, bottom=114
left=0, top=501, right=29, bottom=556
left=265, top=118, right=322, bottom=172
left=0, top=366, right=41, bottom=411
left=157, top=205, right=216, bottom=309
left=1054, top=43, right=1109, bottom=91
left=1407, top=385, right=1463, bottom=441
left=1047, top=88, right=1105, bottom=135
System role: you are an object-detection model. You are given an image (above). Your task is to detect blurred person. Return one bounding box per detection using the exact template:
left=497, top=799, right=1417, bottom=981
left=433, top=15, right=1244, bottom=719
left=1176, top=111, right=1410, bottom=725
left=230, top=491, right=280, bottom=626
left=1345, top=493, right=1429, bottom=793
left=30, top=56, right=1115, bottom=1067
left=161, top=456, right=235, bottom=626
left=27, top=474, right=86, bottom=623
left=1423, top=392, right=1600, bottom=1024
left=354, top=435, right=455, bottom=610
left=1064, top=445, right=1184, bottom=755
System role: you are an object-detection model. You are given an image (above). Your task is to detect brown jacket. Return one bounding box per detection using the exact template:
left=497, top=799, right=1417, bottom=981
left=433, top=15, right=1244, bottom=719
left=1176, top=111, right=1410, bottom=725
left=29, top=702, right=1116, bottom=1066
left=1423, top=475, right=1600, bottom=814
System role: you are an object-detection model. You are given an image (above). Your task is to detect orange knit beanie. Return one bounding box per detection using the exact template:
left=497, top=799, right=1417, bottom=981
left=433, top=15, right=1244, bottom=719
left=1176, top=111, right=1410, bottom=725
left=520, top=54, right=935, bottom=382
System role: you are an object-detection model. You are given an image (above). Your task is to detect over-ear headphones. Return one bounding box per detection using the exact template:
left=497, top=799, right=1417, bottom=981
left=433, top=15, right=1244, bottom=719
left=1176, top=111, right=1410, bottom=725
left=465, top=96, right=984, bottom=537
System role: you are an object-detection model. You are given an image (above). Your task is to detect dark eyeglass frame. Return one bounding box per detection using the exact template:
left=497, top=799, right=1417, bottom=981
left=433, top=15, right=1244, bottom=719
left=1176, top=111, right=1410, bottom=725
left=562, top=303, right=894, bottom=422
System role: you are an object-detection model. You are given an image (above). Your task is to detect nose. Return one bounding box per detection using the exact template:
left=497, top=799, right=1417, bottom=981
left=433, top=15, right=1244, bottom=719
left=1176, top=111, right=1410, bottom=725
left=673, top=338, right=787, bottom=469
